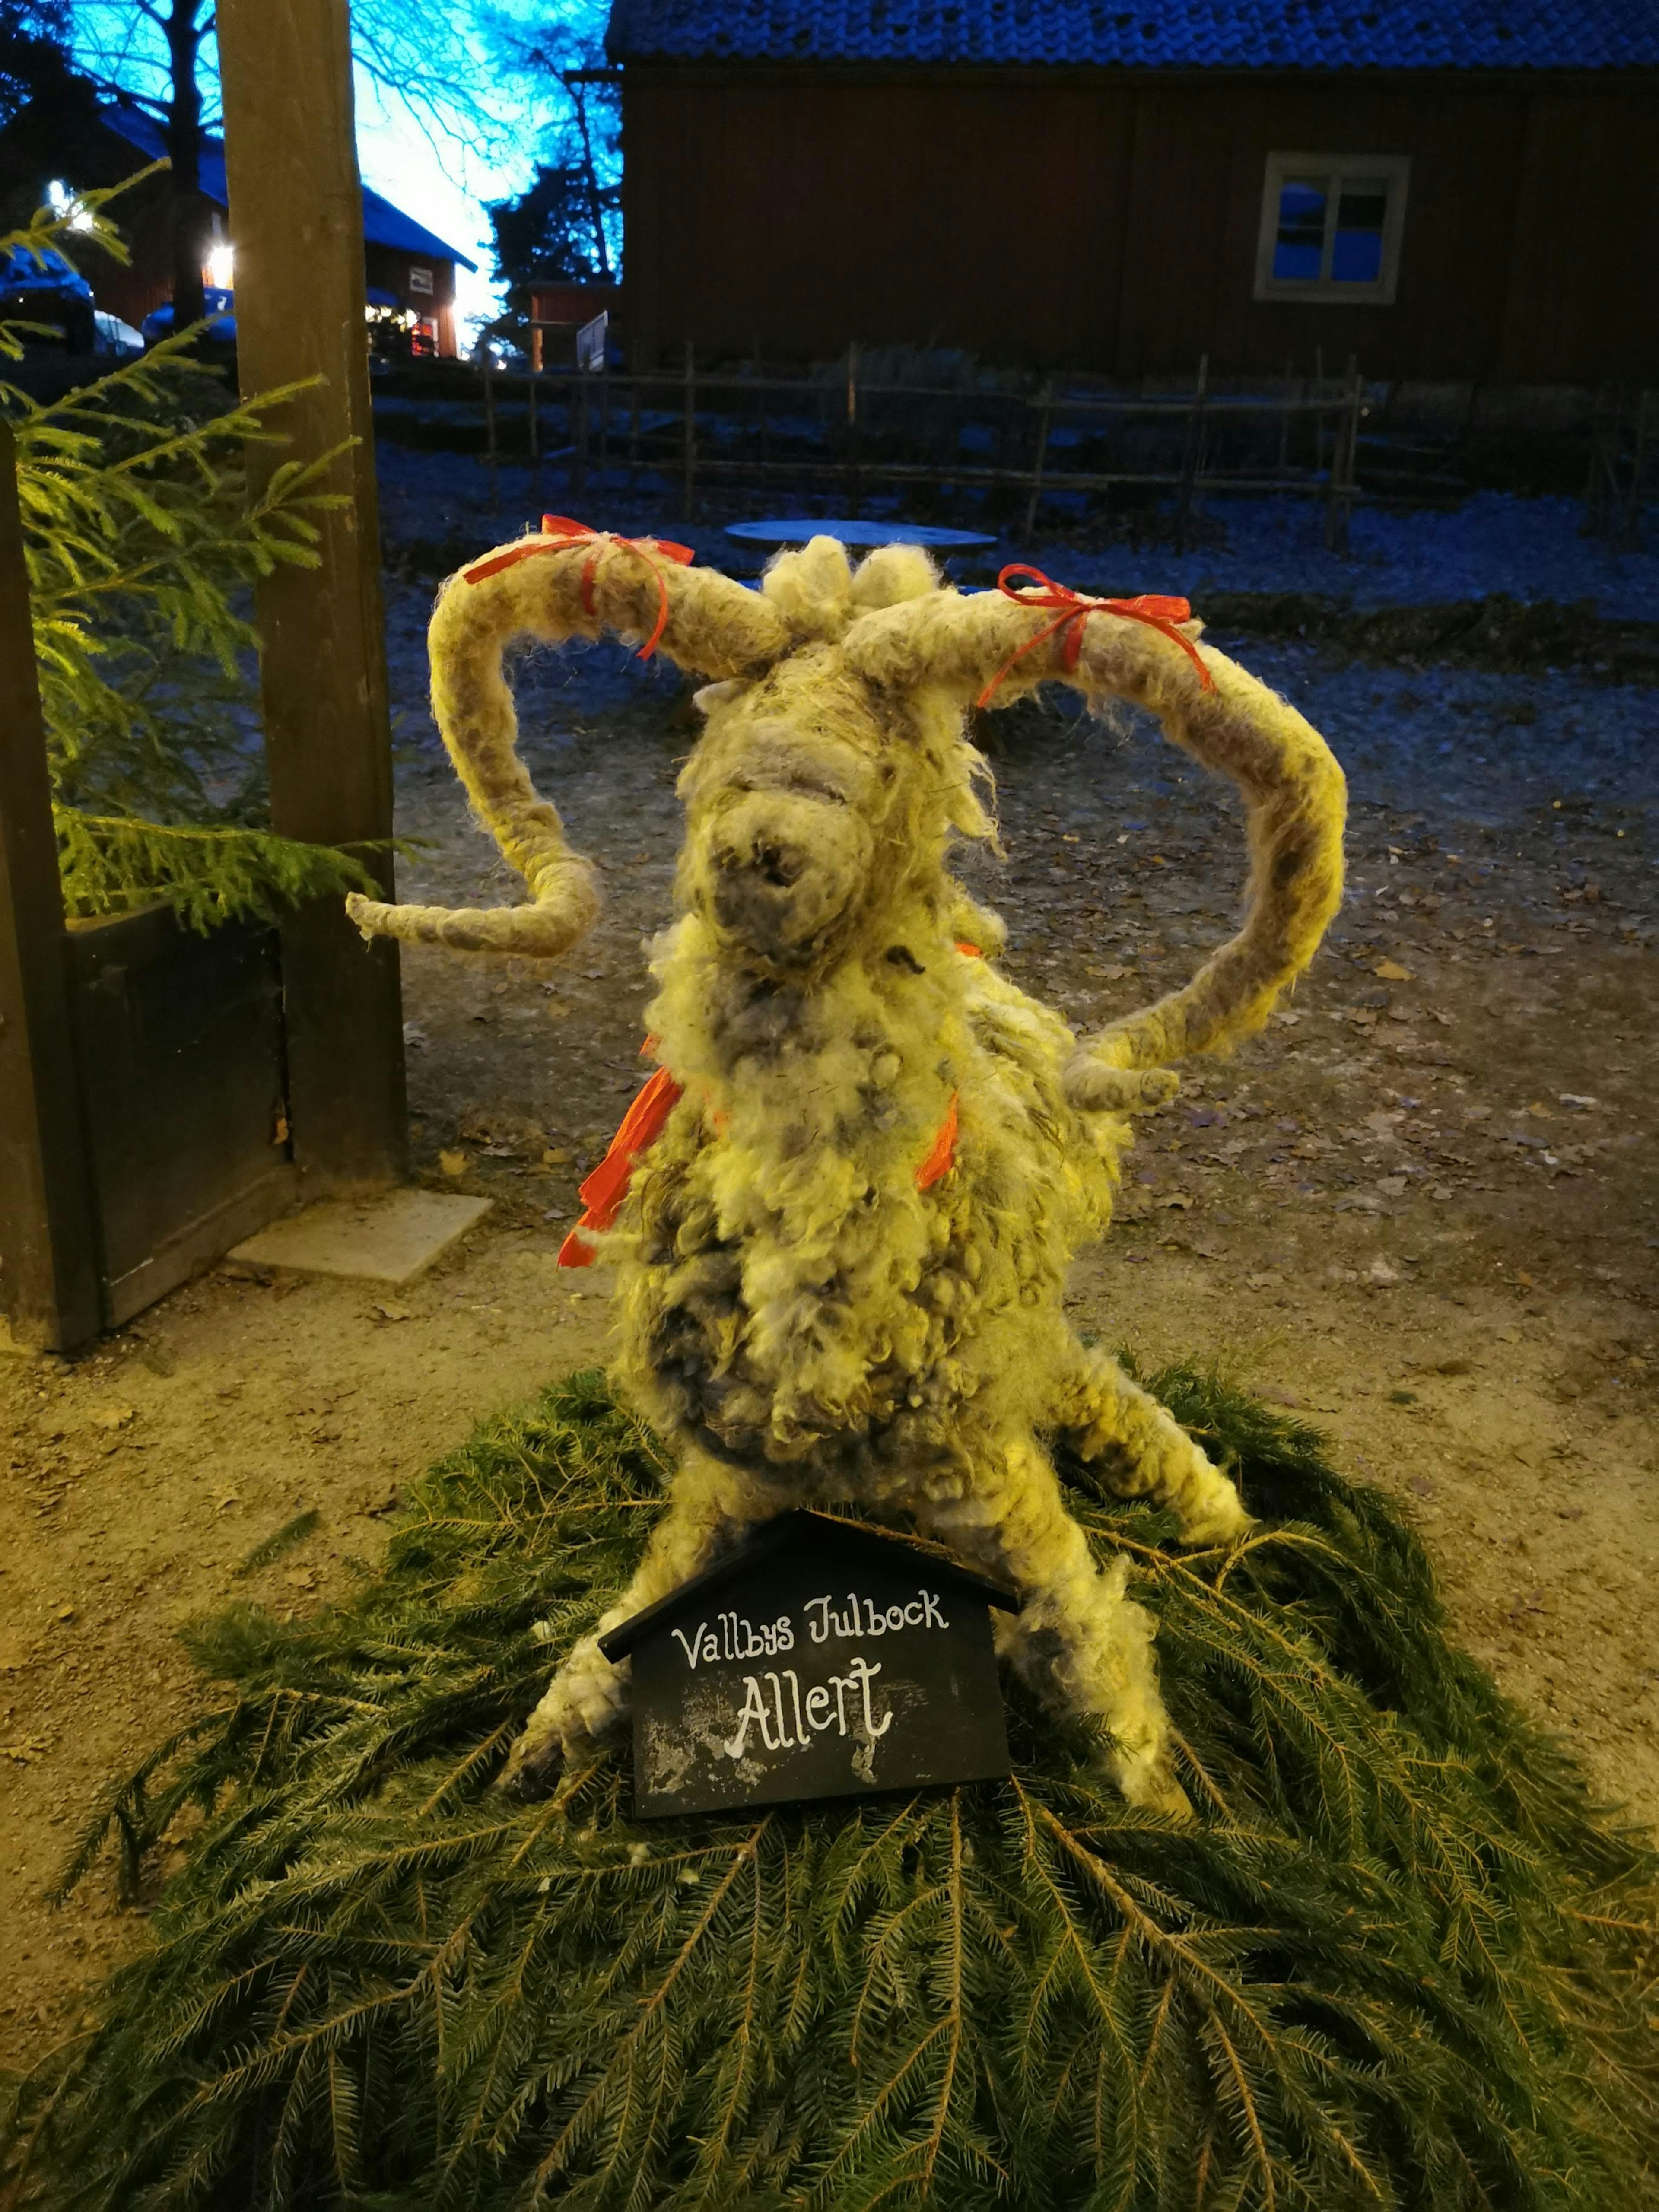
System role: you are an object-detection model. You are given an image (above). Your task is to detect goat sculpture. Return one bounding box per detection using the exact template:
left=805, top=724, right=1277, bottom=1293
left=348, top=524, right=1346, bottom=1815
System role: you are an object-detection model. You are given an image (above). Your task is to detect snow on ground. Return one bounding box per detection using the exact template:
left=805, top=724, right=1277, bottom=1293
left=373, top=444, right=1658, bottom=618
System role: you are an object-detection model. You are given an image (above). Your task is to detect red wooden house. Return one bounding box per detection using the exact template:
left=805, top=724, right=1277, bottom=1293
left=605, top=0, right=1659, bottom=386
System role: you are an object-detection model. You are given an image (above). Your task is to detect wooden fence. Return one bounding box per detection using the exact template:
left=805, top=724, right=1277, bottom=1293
left=1583, top=388, right=1656, bottom=545
left=468, top=349, right=1370, bottom=554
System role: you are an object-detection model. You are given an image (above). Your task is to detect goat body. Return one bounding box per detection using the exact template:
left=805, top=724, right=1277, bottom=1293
left=350, top=530, right=1347, bottom=1814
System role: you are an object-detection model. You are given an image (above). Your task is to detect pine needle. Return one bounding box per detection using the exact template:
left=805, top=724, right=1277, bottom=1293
left=4, top=1366, right=1655, bottom=2211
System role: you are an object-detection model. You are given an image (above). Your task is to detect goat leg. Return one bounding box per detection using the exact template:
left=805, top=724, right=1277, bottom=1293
left=499, top=1451, right=776, bottom=1799
left=1050, top=1338, right=1251, bottom=1547
left=917, top=1437, right=1191, bottom=1819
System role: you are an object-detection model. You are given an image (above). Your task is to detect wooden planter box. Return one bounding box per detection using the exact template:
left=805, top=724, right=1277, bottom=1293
left=66, top=905, right=297, bottom=1329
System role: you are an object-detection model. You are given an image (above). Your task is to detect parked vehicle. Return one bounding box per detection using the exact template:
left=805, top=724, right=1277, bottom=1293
left=140, top=287, right=236, bottom=347
left=0, top=244, right=96, bottom=352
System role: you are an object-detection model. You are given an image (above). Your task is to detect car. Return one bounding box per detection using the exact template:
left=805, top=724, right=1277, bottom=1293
left=140, top=287, right=236, bottom=347
left=92, top=309, right=145, bottom=359
left=0, top=243, right=96, bottom=351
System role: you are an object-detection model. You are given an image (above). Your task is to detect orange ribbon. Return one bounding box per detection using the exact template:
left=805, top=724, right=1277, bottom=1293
left=976, top=565, right=1213, bottom=709
left=557, top=1065, right=686, bottom=1268
left=915, top=1094, right=959, bottom=1191
left=463, top=515, right=695, bottom=661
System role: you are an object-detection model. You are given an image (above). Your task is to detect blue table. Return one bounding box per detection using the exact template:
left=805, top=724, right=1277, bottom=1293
left=725, top=518, right=997, bottom=550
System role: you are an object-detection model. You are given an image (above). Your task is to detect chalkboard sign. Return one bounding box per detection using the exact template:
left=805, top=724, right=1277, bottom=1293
left=599, top=1511, right=1020, bottom=1819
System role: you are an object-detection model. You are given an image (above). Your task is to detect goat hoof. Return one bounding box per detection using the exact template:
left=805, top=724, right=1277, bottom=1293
left=497, top=1731, right=565, bottom=1802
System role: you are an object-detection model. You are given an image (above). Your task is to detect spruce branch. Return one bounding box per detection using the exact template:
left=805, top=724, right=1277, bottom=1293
left=6, top=1368, right=1655, bottom=2211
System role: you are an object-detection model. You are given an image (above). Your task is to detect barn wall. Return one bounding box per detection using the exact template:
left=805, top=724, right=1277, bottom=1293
left=620, top=65, right=1658, bottom=384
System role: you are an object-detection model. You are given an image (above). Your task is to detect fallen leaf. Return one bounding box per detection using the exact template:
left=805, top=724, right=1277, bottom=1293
left=0, top=1739, right=50, bottom=1765
left=1158, top=1192, right=1194, bottom=1211
left=55, top=1603, right=75, bottom=1621
left=1366, top=1259, right=1400, bottom=1287
left=95, top=1406, right=135, bottom=1431
left=542, top=1148, right=572, bottom=1166
left=1374, top=959, right=1414, bottom=981
left=1376, top=1175, right=1408, bottom=1196
left=372, top=1301, right=412, bottom=1323
left=439, top=1150, right=468, bottom=1177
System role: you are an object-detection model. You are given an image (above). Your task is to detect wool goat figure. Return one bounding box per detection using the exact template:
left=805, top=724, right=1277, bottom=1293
left=347, top=525, right=1346, bottom=1815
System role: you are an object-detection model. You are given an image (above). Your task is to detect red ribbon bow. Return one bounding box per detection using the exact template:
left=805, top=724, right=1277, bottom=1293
left=463, top=515, right=695, bottom=661
left=976, top=565, right=1213, bottom=709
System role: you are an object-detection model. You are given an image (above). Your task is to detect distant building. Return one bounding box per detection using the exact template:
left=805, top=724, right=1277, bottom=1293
left=605, top=0, right=1659, bottom=386
left=0, top=97, right=476, bottom=357
left=525, top=278, right=623, bottom=369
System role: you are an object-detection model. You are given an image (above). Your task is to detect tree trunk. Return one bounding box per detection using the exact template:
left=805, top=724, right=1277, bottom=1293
left=165, top=0, right=207, bottom=339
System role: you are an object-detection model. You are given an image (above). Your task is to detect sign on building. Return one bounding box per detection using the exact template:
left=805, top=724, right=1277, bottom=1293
left=598, top=1510, right=1019, bottom=1818
left=576, top=309, right=608, bottom=372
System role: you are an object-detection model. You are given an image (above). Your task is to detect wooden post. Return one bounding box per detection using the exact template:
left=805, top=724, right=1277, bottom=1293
left=481, top=350, right=499, bottom=514
left=1024, top=376, right=1054, bottom=540
left=573, top=369, right=588, bottom=502
left=0, top=426, right=102, bottom=1351
left=528, top=370, right=540, bottom=501
left=1278, top=355, right=1292, bottom=478
left=218, top=0, right=407, bottom=1192
left=1325, top=363, right=1362, bottom=554
left=845, top=341, right=861, bottom=517
left=682, top=340, right=697, bottom=522
left=1173, top=353, right=1208, bottom=553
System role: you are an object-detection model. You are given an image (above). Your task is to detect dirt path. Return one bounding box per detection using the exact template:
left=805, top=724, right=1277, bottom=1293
left=3, top=573, right=1655, bottom=2078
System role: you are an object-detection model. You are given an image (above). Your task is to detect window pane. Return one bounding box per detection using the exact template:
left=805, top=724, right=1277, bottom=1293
left=1332, top=181, right=1389, bottom=283
left=1273, top=176, right=1328, bottom=281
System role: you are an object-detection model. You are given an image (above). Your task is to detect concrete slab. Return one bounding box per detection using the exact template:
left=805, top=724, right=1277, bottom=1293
left=228, top=1189, right=493, bottom=1285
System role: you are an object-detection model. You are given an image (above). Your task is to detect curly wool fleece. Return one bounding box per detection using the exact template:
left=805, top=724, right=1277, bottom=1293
left=348, top=529, right=1347, bottom=1814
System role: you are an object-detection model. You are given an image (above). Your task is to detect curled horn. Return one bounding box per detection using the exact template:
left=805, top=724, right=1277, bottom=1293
left=845, top=576, right=1346, bottom=1111
left=346, top=530, right=791, bottom=959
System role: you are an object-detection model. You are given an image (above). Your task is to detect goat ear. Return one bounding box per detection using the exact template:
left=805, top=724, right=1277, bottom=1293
left=344, top=533, right=790, bottom=961
left=845, top=584, right=1347, bottom=1089
left=693, top=677, right=749, bottom=716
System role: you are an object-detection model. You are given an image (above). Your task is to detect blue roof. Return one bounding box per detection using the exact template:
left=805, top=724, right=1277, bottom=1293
left=100, top=102, right=477, bottom=270
left=606, top=0, right=1659, bottom=68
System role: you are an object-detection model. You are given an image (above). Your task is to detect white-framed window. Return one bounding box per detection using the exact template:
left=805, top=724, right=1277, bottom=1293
left=408, top=262, right=434, bottom=296
left=1253, top=153, right=1410, bottom=304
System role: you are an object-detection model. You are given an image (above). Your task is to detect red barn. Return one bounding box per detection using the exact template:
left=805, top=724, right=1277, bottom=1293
left=606, top=0, right=1659, bottom=387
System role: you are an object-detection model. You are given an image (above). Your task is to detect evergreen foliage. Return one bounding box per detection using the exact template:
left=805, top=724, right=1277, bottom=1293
left=4, top=186, right=379, bottom=930
left=4, top=1367, right=1655, bottom=2210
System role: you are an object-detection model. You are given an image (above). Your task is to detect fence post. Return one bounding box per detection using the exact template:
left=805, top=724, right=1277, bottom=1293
left=0, top=425, right=102, bottom=1351
left=1173, top=353, right=1208, bottom=553
left=845, top=341, right=861, bottom=517
left=1278, top=355, right=1292, bottom=477
left=574, top=370, right=589, bottom=503
left=1023, top=376, right=1054, bottom=540
left=598, top=363, right=611, bottom=481
left=481, top=349, right=499, bottom=515
left=682, top=340, right=698, bottom=522
left=528, top=371, right=540, bottom=500
left=1324, top=364, right=1362, bottom=554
